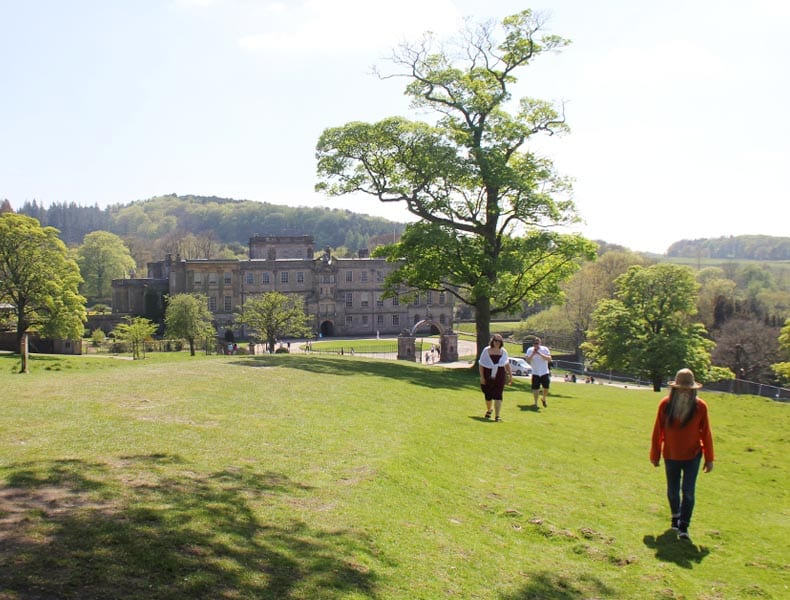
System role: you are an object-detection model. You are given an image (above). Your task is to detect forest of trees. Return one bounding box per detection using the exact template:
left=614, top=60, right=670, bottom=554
left=17, top=194, right=404, bottom=258
left=667, top=235, right=790, bottom=260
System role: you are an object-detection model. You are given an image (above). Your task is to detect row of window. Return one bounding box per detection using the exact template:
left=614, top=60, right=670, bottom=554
left=193, top=269, right=396, bottom=286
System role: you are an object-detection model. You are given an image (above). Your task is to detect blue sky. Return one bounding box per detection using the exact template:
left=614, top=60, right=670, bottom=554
left=1, top=0, right=788, bottom=254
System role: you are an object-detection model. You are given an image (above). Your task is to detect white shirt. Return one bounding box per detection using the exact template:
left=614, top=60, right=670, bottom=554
left=525, top=345, right=551, bottom=376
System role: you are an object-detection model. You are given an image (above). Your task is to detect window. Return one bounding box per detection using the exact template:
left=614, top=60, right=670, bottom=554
left=376, top=296, right=384, bottom=308
left=297, top=271, right=304, bottom=284
left=346, top=315, right=353, bottom=325
left=439, top=291, right=446, bottom=305
left=362, top=315, right=369, bottom=325
left=360, top=271, right=368, bottom=283
left=392, top=314, right=400, bottom=326
left=224, top=272, right=232, bottom=285
left=345, top=292, right=353, bottom=308
left=246, top=271, right=254, bottom=285
left=414, top=293, right=420, bottom=306
left=322, top=274, right=333, bottom=284
left=208, top=296, right=217, bottom=311
left=392, top=295, right=399, bottom=306
left=346, top=271, right=353, bottom=283
left=426, top=291, right=433, bottom=305
left=193, top=272, right=203, bottom=284
left=208, top=272, right=218, bottom=285
left=376, top=271, right=384, bottom=282
left=224, top=296, right=232, bottom=312
left=439, top=314, right=446, bottom=324
left=262, top=272, right=270, bottom=284
left=281, top=271, right=289, bottom=284
left=360, top=293, right=369, bottom=308
left=377, top=314, right=384, bottom=326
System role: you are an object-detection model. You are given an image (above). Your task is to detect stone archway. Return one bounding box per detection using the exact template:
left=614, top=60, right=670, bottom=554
left=397, top=320, right=458, bottom=363
left=319, top=320, right=335, bottom=338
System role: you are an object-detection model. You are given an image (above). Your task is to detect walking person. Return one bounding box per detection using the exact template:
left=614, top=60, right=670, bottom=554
left=525, top=337, right=551, bottom=408
left=479, top=334, right=513, bottom=422
left=650, top=368, right=715, bottom=540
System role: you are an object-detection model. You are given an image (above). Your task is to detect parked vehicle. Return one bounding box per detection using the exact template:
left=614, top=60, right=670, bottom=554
left=508, top=357, right=532, bottom=376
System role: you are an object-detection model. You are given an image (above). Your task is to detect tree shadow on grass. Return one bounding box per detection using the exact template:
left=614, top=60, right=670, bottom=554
left=233, top=354, right=476, bottom=391
left=498, top=570, right=615, bottom=599
left=0, top=455, right=380, bottom=599
left=643, top=529, right=710, bottom=569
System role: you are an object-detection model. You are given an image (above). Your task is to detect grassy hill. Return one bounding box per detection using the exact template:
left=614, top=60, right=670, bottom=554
left=1, top=352, right=787, bottom=599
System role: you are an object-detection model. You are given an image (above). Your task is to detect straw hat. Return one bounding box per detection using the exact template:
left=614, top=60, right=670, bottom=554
left=668, top=368, right=703, bottom=389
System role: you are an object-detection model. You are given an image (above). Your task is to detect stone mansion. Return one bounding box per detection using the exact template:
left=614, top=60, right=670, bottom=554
left=112, top=234, right=454, bottom=339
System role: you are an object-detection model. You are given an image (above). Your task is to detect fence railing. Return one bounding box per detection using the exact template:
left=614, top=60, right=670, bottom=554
left=550, top=359, right=790, bottom=402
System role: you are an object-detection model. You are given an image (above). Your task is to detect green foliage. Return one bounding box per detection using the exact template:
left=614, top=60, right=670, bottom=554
left=667, top=234, right=790, bottom=260
left=76, top=230, right=137, bottom=301
left=90, top=328, right=106, bottom=346
left=583, top=263, right=728, bottom=390
left=0, top=213, right=87, bottom=372
left=234, top=292, right=312, bottom=353
left=164, top=293, right=216, bottom=356
left=317, top=12, right=595, bottom=358
left=772, top=318, right=790, bottom=384
left=112, top=316, right=157, bottom=359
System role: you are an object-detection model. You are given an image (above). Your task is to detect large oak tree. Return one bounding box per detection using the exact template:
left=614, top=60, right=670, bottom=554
left=583, top=263, right=731, bottom=391
left=315, top=11, right=595, bottom=358
left=0, top=213, right=86, bottom=373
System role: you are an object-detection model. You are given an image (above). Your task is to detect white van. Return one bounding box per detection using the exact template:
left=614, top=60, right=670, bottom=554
left=508, top=357, right=532, bottom=376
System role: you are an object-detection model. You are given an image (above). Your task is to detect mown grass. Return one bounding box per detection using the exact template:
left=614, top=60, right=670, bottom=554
left=0, top=352, right=787, bottom=599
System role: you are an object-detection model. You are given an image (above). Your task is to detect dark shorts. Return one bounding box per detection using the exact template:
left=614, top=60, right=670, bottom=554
left=531, top=374, right=550, bottom=390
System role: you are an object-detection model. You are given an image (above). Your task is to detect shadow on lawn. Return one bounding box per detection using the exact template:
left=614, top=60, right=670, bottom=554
left=642, top=529, right=710, bottom=569
left=499, top=570, right=615, bottom=599
left=233, top=354, right=476, bottom=391
left=0, top=455, right=378, bottom=599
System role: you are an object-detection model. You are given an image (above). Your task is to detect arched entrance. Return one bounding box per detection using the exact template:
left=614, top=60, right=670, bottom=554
left=397, top=320, right=458, bottom=363
left=319, top=320, right=335, bottom=338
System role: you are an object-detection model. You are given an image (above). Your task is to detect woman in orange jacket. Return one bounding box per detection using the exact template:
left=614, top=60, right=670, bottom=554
left=650, top=368, right=715, bottom=540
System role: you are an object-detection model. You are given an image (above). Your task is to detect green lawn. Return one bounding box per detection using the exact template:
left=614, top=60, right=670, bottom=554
left=1, top=352, right=787, bottom=599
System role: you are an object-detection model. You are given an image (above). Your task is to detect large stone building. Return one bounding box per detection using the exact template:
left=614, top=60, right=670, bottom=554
left=112, top=235, right=454, bottom=339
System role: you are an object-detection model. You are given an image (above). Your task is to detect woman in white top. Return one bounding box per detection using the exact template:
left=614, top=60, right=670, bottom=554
left=478, top=334, right=513, bottom=422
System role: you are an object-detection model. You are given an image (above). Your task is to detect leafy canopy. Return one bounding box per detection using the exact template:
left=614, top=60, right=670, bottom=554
left=164, top=293, right=216, bottom=356
left=583, top=263, right=732, bottom=391
left=234, top=292, right=312, bottom=353
left=315, top=10, right=595, bottom=356
left=0, top=213, right=86, bottom=372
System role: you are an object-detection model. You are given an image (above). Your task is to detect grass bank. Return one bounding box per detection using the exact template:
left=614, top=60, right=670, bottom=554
left=1, top=352, right=787, bottom=599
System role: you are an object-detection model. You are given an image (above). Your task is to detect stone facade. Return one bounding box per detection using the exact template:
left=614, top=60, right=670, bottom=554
left=113, top=235, right=454, bottom=339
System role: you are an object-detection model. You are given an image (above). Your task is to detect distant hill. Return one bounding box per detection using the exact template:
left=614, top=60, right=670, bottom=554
left=666, top=235, right=790, bottom=261
left=17, top=194, right=405, bottom=251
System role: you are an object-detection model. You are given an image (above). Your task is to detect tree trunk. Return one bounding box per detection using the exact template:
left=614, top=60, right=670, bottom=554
left=652, top=375, right=663, bottom=392
left=19, top=331, right=29, bottom=374
left=188, top=338, right=196, bottom=356
left=474, top=296, right=492, bottom=367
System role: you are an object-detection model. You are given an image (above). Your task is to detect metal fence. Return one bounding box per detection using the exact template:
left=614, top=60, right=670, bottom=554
left=550, top=359, right=790, bottom=403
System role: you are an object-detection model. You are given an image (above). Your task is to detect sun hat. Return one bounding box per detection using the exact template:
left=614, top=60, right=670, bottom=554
left=668, top=368, right=703, bottom=389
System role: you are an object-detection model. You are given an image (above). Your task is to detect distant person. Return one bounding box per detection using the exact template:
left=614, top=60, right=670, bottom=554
left=525, top=337, right=551, bottom=408
left=650, top=368, right=715, bottom=541
left=478, top=334, right=512, bottom=422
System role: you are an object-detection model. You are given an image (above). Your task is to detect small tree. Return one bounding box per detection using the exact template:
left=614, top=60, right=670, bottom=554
left=164, top=293, right=216, bottom=356
left=771, top=318, right=790, bottom=385
left=235, top=292, right=311, bottom=354
left=0, top=213, right=87, bottom=373
left=582, top=263, right=731, bottom=391
left=113, top=316, right=157, bottom=359
left=76, top=230, right=137, bottom=302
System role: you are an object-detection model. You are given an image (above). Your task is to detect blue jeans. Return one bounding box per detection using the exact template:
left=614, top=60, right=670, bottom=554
left=664, top=453, right=702, bottom=526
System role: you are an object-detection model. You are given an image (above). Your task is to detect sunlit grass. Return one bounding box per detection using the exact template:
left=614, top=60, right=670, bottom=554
left=0, top=352, right=787, bottom=599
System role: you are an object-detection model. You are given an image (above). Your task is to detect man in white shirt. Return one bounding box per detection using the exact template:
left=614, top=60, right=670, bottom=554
left=525, top=337, right=552, bottom=408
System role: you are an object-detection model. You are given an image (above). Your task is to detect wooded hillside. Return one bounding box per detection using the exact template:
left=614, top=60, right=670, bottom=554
left=667, top=235, right=790, bottom=260
left=18, top=194, right=404, bottom=252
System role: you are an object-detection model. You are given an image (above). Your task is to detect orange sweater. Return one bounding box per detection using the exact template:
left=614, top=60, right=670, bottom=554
left=650, top=397, right=715, bottom=463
